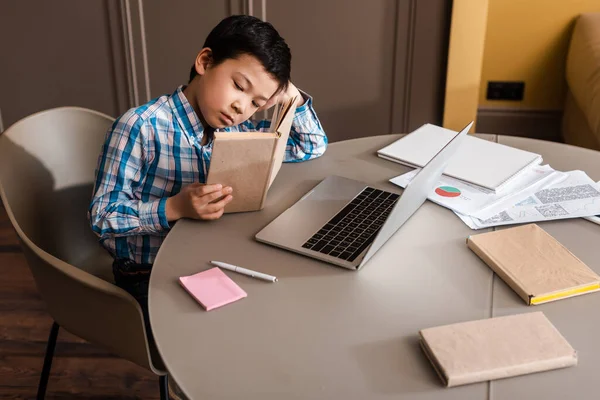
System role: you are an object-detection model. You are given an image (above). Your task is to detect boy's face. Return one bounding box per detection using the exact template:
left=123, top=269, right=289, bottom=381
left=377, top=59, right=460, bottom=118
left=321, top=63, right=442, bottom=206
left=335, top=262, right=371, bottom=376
left=192, top=51, right=280, bottom=129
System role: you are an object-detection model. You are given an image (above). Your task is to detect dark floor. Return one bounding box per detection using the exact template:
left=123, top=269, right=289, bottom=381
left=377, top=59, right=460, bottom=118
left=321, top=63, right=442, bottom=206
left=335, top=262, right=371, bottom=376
left=0, top=203, right=159, bottom=399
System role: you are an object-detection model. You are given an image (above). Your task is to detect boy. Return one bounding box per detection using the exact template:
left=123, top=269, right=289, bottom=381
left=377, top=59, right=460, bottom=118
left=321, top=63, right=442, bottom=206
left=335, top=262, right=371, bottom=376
left=88, top=15, right=327, bottom=320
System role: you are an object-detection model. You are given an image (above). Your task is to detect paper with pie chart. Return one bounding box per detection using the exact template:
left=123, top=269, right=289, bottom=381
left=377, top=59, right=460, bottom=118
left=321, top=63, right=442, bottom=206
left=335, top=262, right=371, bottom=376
left=390, top=164, right=564, bottom=217
left=435, top=186, right=461, bottom=197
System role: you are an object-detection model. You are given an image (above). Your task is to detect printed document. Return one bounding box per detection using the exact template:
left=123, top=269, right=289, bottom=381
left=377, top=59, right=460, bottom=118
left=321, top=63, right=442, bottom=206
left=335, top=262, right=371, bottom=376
left=455, top=170, right=600, bottom=229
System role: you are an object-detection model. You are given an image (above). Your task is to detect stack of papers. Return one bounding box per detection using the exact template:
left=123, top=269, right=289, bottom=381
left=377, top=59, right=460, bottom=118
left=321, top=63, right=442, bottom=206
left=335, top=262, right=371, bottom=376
left=390, top=166, right=600, bottom=229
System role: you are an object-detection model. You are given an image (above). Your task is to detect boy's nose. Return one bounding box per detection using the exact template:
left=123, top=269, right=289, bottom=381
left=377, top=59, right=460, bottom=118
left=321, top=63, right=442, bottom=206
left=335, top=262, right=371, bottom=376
left=232, top=102, right=243, bottom=115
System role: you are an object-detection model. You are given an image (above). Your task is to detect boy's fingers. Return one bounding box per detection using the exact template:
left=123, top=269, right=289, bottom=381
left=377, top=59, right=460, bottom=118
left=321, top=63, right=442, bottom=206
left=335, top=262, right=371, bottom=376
left=202, top=189, right=230, bottom=204
left=194, top=183, right=223, bottom=196
left=202, top=195, right=233, bottom=213
left=199, top=209, right=225, bottom=220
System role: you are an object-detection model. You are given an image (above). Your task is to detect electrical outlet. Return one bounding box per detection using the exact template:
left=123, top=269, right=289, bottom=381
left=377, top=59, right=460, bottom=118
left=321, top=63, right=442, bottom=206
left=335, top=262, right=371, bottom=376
left=486, top=81, right=525, bottom=101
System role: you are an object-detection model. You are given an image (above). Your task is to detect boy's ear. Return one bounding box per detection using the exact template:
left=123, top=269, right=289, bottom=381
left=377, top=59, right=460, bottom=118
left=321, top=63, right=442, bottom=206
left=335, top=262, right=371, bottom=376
left=194, top=48, right=213, bottom=76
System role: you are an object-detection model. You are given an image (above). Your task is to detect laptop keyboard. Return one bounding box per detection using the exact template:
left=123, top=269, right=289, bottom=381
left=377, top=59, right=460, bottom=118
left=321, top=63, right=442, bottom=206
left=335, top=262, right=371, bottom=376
left=301, top=187, right=400, bottom=262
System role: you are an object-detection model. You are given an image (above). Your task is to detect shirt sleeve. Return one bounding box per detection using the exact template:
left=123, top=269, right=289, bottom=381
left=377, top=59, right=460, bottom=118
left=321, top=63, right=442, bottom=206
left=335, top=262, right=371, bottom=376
left=230, top=89, right=328, bottom=162
left=88, top=111, right=170, bottom=241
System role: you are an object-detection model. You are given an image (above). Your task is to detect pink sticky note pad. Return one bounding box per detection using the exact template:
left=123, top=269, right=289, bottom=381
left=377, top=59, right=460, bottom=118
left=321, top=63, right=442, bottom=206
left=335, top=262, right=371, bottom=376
left=179, top=267, right=247, bottom=311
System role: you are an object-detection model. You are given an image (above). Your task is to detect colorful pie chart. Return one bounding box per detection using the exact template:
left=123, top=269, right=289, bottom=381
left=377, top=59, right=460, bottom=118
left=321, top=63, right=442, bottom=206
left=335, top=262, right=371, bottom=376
left=435, top=186, right=461, bottom=198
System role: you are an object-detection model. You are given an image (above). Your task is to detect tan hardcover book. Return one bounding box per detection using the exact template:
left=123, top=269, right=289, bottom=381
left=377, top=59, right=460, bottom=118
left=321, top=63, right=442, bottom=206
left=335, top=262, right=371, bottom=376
left=419, top=312, right=577, bottom=387
left=206, top=96, right=298, bottom=213
left=467, top=224, right=600, bottom=305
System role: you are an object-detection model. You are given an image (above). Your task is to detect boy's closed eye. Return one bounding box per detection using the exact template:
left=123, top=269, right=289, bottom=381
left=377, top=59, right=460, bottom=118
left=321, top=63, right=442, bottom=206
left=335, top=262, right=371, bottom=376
left=234, top=80, right=261, bottom=108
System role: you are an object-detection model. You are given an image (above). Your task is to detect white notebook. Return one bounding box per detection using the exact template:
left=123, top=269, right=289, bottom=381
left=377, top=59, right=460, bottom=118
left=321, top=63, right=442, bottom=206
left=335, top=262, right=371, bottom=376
left=378, top=124, right=543, bottom=193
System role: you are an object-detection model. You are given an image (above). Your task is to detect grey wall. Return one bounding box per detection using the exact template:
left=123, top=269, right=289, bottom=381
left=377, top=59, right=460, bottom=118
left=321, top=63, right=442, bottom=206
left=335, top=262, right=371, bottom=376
left=0, top=1, right=129, bottom=126
left=0, top=0, right=452, bottom=141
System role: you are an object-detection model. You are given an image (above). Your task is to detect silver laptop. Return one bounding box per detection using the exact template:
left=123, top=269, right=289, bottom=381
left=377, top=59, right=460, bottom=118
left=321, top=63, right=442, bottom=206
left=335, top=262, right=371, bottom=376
left=255, top=122, right=473, bottom=270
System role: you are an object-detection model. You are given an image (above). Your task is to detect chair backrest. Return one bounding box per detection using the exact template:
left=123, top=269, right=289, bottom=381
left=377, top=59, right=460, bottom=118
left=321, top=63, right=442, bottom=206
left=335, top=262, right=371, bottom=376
left=563, top=13, right=600, bottom=150
left=0, top=107, right=165, bottom=374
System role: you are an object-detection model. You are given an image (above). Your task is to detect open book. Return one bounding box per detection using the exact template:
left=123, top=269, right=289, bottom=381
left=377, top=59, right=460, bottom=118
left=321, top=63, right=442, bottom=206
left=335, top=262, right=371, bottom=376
left=206, top=96, right=298, bottom=213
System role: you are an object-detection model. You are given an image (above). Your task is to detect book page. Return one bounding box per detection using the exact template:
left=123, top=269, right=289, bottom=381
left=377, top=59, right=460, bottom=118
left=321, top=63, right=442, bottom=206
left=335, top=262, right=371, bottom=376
left=273, top=96, right=295, bottom=135
left=268, top=96, right=298, bottom=187
left=270, top=101, right=282, bottom=133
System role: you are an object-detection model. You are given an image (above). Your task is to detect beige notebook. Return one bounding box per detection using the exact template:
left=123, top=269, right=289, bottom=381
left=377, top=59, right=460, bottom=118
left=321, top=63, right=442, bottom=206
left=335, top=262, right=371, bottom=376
left=467, top=224, right=600, bottom=305
left=207, top=96, right=298, bottom=213
left=420, top=312, right=577, bottom=387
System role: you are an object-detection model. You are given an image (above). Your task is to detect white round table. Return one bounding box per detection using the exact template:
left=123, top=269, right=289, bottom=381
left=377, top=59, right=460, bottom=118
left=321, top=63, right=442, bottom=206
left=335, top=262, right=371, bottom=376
left=149, top=134, right=600, bottom=400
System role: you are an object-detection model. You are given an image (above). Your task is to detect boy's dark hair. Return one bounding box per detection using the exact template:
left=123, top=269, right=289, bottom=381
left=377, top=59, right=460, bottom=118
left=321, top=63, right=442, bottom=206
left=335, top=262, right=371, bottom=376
left=189, top=15, right=291, bottom=93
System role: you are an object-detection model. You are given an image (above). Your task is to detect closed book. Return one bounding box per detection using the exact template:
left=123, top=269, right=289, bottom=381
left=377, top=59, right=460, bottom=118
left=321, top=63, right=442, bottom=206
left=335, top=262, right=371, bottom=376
left=467, top=224, right=600, bottom=305
left=419, top=312, right=577, bottom=387
left=377, top=123, right=542, bottom=193
left=206, top=96, right=298, bottom=213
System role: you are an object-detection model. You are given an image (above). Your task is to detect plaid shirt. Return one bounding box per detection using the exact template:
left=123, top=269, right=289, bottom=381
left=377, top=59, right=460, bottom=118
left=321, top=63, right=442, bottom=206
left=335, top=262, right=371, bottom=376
left=89, top=86, right=327, bottom=264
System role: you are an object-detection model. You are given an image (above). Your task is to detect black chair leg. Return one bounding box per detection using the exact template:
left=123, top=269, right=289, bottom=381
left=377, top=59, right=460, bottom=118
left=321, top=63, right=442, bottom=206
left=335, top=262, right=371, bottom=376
left=159, top=374, right=169, bottom=400
left=37, top=321, right=60, bottom=400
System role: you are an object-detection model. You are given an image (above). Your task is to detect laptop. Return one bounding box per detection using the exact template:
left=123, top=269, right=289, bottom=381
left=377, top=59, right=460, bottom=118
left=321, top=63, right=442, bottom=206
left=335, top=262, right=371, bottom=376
left=255, top=121, right=473, bottom=270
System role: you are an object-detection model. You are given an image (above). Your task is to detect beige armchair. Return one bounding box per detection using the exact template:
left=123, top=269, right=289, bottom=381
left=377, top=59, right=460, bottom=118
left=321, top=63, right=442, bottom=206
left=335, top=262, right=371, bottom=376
left=0, top=108, right=168, bottom=399
left=563, top=13, right=600, bottom=150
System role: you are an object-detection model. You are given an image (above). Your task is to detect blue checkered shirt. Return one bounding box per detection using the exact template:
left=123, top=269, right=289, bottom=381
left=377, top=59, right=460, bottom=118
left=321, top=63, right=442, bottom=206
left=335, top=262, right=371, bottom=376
left=89, top=86, right=327, bottom=264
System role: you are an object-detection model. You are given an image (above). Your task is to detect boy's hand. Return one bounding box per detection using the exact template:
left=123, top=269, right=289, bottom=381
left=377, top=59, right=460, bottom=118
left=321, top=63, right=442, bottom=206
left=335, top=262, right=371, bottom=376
left=166, top=183, right=233, bottom=222
left=258, top=81, right=304, bottom=112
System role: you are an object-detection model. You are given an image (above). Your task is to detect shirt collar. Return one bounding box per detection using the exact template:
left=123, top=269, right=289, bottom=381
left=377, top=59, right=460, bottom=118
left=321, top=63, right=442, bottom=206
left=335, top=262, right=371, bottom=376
left=168, top=85, right=207, bottom=139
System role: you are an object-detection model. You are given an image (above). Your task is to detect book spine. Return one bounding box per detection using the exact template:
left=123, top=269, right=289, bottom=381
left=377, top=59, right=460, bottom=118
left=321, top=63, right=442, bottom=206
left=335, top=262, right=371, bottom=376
left=260, top=140, right=279, bottom=209
left=419, top=338, right=450, bottom=386
left=531, top=283, right=600, bottom=305
left=376, top=153, right=419, bottom=169
left=466, top=237, right=531, bottom=305
left=449, top=353, right=577, bottom=387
